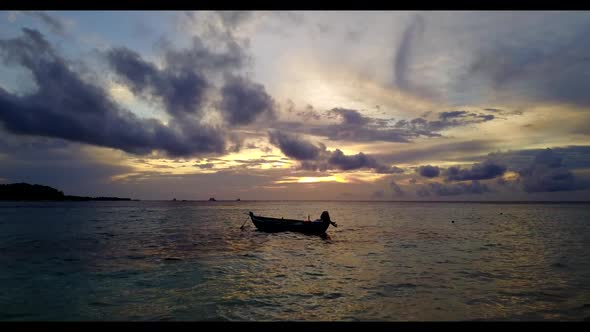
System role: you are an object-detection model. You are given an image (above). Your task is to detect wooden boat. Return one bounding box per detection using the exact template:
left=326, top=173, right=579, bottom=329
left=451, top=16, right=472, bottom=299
left=248, top=211, right=337, bottom=234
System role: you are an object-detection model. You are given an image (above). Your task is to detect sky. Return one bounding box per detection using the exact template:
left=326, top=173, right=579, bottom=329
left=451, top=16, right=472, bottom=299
left=1, top=10, right=590, bottom=201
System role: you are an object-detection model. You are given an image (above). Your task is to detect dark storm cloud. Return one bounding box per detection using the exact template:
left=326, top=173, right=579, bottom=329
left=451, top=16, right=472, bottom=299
left=418, top=181, right=490, bottom=197
left=106, top=47, right=209, bottom=116
left=268, top=130, right=403, bottom=174
left=439, top=111, right=468, bottom=121
left=23, top=11, right=66, bottom=35
left=328, top=149, right=403, bottom=173
left=268, top=131, right=321, bottom=161
left=446, top=160, right=507, bottom=181
left=436, top=145, right=590, bottom=193
left=163, top=36, right=247, bottom=73
left=471, top=146, right=590, bottom=172
left=299, top=150, right=403, bottom=174
left=106, top=48, right=159, bottom=93
left=328, top=149, right=376, bottom=170
left=274, top=102, right=508, bottom=145
left=330, top=108, right=369, bottom=126
left=108, top=36, right=272, bottom=127
left=417, top=165, right=440, bottom=178
left=519, top=148, right=588, bottom=192
left=532, top=149, right=563, bottom=168
left=0, top=28, right=226, bottom=157
left=218, top=75, right=275, bottom=126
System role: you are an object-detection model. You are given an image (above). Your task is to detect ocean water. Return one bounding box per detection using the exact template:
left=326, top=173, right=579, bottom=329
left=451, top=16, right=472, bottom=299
left=0, top=201, right=589, bottom=321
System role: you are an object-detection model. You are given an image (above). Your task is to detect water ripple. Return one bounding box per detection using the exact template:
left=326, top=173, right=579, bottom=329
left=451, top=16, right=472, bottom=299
left=0, top=201, right=588, bottom=321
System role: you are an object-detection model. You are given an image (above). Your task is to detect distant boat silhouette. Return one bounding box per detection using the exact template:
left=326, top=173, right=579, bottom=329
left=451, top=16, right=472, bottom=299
left=236, top=198, right=241, bottom=201
left=208, top=197, right=216, bottom=201
left=172, top=198, right=177, bottom=201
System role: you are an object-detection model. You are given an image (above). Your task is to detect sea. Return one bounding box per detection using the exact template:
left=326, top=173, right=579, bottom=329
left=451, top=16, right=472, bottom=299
left=0, top=201, right=589, bottom=321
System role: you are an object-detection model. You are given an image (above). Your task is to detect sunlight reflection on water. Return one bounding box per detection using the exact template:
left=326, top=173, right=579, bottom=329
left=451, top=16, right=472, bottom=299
left=0, top=201, right=589, bottom=321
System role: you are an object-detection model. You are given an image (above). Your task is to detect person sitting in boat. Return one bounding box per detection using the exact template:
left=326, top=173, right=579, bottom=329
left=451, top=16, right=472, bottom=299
left=320, top=211, right=338, bottom=227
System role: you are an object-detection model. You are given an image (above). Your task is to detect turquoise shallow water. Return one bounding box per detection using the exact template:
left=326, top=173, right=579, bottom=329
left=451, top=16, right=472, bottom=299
left=0, top=201, right=589, bottom=321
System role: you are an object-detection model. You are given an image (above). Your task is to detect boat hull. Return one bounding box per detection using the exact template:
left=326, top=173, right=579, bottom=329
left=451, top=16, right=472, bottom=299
left=250, top=215, right=331, bottom=234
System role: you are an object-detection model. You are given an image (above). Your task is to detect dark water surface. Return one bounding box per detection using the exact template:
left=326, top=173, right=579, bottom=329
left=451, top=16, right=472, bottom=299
left=0, top=201, right=589, bottom=321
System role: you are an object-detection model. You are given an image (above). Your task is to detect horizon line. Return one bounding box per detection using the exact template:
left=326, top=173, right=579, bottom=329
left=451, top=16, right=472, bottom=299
left=52, top=199, right=590, bottom=204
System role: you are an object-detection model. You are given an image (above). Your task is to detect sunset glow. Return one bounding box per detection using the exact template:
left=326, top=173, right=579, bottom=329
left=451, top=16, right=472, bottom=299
left=0, top=11, right=589, bottom=200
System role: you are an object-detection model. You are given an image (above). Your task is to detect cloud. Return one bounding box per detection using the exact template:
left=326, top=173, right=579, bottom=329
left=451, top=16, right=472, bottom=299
left=195, top=163, right=215, bottom=169
left=477, top=146, right=590, bottom=171
left=308, top=122, right=416, bottom=143
left=417, top=165, right=440, bottom=178
left=482, top=108, right=523, bottom=117
left=465, top=14, right=590, bottom=107
left=394, top=15, right=425, bottom=92
left=268, top=131, right=321, bottom=161
left=438, top=110, right=493, bottom=122
left=328, top=149, right=403, bottom=173
left=272, top=103, right=507, bottom=146
left=393, top=110, right=496, bottom=134
left=106, top=28, right=253, bottom=118
left=519, top=148, right=588, bottom=192
left=294, top=104, right=322, bottom=121
left=377, top=139, right=499, bottom=165
left=281, top=105, right=504, bottom=145
left=287, top=107, right=414, bottom=143
left=390, top=180, right=404, bottom=196
left=416, top=186, right=431, bottom=197
left=107, top=35, right=274, bottom=129
left=216, top=11, right=255, bottom=31
left=218, top=75, right=275, bottom=125
left=23, top=11, right=66, bottom=36
left=299, top=149, right=403, bottom=174
left=330, top=107, right=369, bottom=126
left=450, top=146, right=590, bottom=193
left=418, top=180, right=490, bottom=196
left=0, top=28, right=227, bottom=157
left=106, top=47, right=210, bottom=117
left=163, top=35, right=247, bottom=74
left=0, top=131, right=132, bottom=196
left=439, top=110, right=468, bottom=121
left=268, top=130, right=403, bottom=174
left=372, top=189, right=385, bottom=199
left=446, top=160, right=507, bottom=181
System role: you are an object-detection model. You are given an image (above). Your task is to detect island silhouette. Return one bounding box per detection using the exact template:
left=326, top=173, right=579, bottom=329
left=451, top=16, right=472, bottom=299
left=0, top=183, right=133, bottom=201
